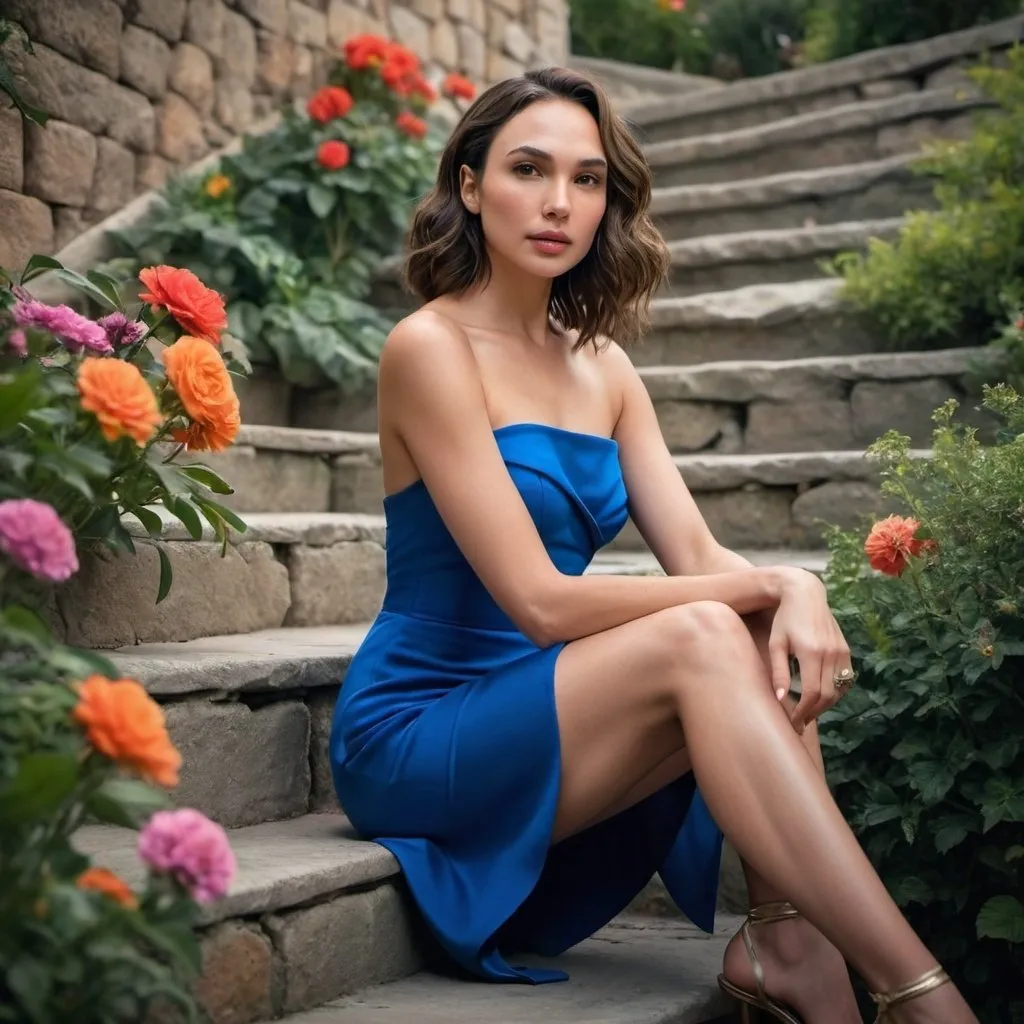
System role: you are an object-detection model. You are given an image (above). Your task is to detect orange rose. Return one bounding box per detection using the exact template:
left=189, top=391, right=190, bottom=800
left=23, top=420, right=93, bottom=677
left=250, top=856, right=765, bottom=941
left=78, top=358, right=162, bottom=446
left=139, top=266, right=227, bottom=345
left=864, top=514, right=929, bottom=576
left=205, top=174, right=231, bottom=199
left=442, top=73, right=475, bottom=100
left=306, top=85, right=354, bottom=123
left=73, top=675, right=181, bottom=787
left=163, top=335, right=240, bottom=452
left=396, top=111, right=427, bottom=139
left=77, top=867, right=138, bottom=909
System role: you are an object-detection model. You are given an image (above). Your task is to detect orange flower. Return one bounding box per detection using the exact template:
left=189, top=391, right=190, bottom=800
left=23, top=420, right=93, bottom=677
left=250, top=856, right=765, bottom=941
left=205, top=174, right=231, bottom=199
left=396, top=111, right=427, bottom=140
left=73, top=675, right=181, bottom=787
left=78, top=358, right=162, bottom=446
left=442, top=73, right=476, bottom=100
left=139, top=266, right=227, bottom=345
left=163, top=335, right=240, bottom=452
left=77, top=867, right=138, bottom=909
left=316, top=140, right=350, bottom=170
left=864, top=515, right=930, bottom=576
left=306, top=85, right=354, bottom=123
left=343, top=33, right=391, bottom=69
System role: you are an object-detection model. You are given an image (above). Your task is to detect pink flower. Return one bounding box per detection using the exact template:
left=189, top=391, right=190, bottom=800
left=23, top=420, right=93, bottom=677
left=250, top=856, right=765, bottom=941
left=7, top=329, right=27, bottom=356
left=138, top=808, right=236, bottom=903
left=0, top=499, right=79, bottom=582
left=12, top=299, right=113, bottom=355
left=97, top=312, right=146, bottom=348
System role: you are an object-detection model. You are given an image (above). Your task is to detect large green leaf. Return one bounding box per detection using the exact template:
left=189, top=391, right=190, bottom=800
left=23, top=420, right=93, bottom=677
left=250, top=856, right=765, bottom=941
left=86, top=776, right=172, bottom=828
left=977, top=896, right=1024, bottom=943
left=0, top=752, right=78, bottom=820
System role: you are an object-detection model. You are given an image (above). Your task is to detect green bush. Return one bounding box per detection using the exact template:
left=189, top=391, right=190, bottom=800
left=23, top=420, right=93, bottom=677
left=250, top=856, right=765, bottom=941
left=803, top=0, right=1021, bottom=64
left=103, top=35, right=444, bottom=390
left=702, top=0, right=811, bottom=78
left=830, top=48, right=1024, bottom=352
left=821, top=386, right=1024, bottom=1024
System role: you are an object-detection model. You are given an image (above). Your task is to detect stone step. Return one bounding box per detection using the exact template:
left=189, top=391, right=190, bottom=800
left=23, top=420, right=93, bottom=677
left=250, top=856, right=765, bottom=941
left=645, top=86, right=986, bottom=188
left=637, top=347, right=991, bottom=454
left=611, top=449, right=924, bottom=552
left=664, top=218, right=902, bottom=298
left=637, top=278, right=880, bottom=366
left=75, top=813, right=422, bottom=1023
left=54, top=512, right=387, bottom=649
left=652, top=154, right=932, bottom=241
left=280, top=915, right=739, bottom=1024
left=626, top=15, right=1022, bottom=142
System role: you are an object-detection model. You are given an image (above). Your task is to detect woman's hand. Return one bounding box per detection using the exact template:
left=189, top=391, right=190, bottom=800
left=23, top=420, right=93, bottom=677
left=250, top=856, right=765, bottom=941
left=768, top=568, right=854, bottom=734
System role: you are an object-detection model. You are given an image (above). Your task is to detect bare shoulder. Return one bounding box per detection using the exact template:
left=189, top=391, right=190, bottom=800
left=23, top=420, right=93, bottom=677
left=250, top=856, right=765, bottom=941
left=380, top=307, right=474, bottom=375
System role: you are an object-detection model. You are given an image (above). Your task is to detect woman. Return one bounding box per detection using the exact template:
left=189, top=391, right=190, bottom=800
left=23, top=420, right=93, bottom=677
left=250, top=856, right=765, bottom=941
left=329, top=67, right=977, bottom=1024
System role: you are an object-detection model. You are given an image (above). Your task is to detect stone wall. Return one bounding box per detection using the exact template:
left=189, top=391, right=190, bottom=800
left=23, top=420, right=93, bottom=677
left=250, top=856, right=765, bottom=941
left=0, top=0, right=569, bottom=272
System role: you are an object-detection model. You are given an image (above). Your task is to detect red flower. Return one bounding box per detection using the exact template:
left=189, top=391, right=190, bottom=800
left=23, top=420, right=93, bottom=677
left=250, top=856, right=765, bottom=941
left=442, top=73, right=476, bottom=101
left=380, top=43, right=421, bottom=96
left=317, top=140, right=350, bottom=170
left=409, top=73, right=438, bottom=103
left=343, top=33, right=391, bottom=69
left=138, top=265, right=227, bottom=344
left=395, top=111, right=427, bottom=140
left=864, top=515, right=932, bottom=576
left=306, top=85, right=354, bottom=123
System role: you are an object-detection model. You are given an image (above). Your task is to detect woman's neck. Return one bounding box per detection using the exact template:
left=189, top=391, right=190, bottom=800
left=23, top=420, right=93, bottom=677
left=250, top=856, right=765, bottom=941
left=462, top=249, right=554, bottom=347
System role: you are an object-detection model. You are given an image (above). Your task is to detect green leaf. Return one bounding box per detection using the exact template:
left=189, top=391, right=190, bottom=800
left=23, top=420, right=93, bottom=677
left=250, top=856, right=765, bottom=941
left=306, top=183, right=338, bottom=218
left=19, top=253, right=64, bottom=284
left=156, top=544, right=173, bottom=604
left=194, top=497, right=247, bottom=534
left=977, top=896, right=1024, bottom=943
left=53, top=268, right=120, bottom=311
left=131, top=505, right=166, bottom=538
left=86, top=776, right=172, bottom=828
left=0, top=752, right=78, bottom=821
left=0, top=363, right=42, bottom=435
left=6, top=957, right=53, bottom=1023
left=907, top=761, right=956, bottom=805
left=167, top=495, right=204, bottom=540
left=177, top=464, right=234, bottom=495
left=86, top=268, right=125, bottom=311
left=1, top=603, right=52, bottom=642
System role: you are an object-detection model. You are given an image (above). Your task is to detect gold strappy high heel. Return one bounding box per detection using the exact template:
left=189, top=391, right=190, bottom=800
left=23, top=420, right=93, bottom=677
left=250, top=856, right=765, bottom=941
left=869, top=965, right=951, bottom=1021
left=717, top=901, right=805, bottom=1023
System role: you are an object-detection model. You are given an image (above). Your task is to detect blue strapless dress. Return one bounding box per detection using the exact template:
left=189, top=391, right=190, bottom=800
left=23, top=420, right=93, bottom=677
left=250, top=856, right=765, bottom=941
left=329, top=423, right=724, bottom=983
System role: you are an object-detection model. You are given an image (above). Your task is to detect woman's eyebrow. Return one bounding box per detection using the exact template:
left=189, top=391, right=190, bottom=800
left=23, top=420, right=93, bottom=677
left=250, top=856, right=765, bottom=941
left=506, top=144, right=607, bottom=169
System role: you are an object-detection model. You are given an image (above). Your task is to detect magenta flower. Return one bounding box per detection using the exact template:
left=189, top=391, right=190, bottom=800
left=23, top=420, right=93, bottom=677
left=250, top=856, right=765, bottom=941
left=12, top=299, right=113, bottom=355
left=97, top=312, right=146, bottom=348
left=7, top=329, right=27, bottom=356
left=0, top=499, right=79, bottom=582
left=138, top=808, right=236, bottom=903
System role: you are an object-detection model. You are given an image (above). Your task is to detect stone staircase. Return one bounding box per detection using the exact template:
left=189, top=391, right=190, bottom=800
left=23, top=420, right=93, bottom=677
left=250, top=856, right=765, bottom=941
left=69, top=16, right=1023, bottom=1024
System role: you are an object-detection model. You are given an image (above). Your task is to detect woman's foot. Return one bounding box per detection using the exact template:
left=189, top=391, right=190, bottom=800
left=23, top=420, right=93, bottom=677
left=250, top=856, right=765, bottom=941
left=721, top=910, right=860, bottom=1024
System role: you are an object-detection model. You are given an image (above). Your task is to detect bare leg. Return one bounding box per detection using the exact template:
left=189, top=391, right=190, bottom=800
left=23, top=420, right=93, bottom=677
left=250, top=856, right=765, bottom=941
left=551, top=602, right=977, bottom=1024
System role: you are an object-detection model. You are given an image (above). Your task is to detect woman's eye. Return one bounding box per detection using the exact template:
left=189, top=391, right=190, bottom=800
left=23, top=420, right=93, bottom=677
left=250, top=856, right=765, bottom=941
left=577, top=173, right=602, bottom=187
left=513, top=163, right=538, bottom=177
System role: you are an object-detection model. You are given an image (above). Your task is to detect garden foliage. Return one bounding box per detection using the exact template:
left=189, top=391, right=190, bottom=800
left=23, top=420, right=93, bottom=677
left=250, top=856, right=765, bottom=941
left=822, top=386, right=1024, bottom=1024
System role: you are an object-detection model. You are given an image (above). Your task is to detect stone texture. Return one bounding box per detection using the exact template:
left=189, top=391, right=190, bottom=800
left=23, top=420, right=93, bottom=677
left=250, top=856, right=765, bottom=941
left=90, top=138, right=136, bottom=213
left=692, top=488, right=796, bottom=549
left=238, top=0, right=290, bottom=34
left=502, top=21, right=535, bottom=64
left=447, top=0, right=485, bottom=30
left=235, top=373, right=293, bottom=426
left=3, top=0, right=122, bottom=78
left=389, top=6, right=431, bottom=60
left=24, top=119, right=98, bottom=206
left=327, top=1, right=389, bottom=48
left=267, top=885, right=422, bottom=1012
left=134, top=0, right=189, bottom=42
left=186, top=0, right=228, bottom=58
left=220, top=9, right=259, bottom=84
left=860, top=78, right=917, bottom=100
left=308, top=687, right=342, bottom=813
left=0, top=189, right=53, bottom=270
left=120, top=25, right=172, bottom=100
left=486, top=50, right=524, bottom=83
left=170, top=41, right=216, bottom=115
left=158, top=92, right=209, bottom=163
left=257, top=30, right=299, bottom=93
left=456, top=23, right=486, bottom=79
left=291, top=45, right=315, bottom=94
left=53, top=207, right=101, bottom=250
left=0, top=107, right=24, bottom=192
left=290, top=2, right=328, bottom=48
left=745, top=399, right=857, bottom=453
left=166, top=700, right=311, bottom=827
left=791, top=481, right=889, bottom=535
left=654, top=401, right=737, bottom=453
left=331, top=454, right=385, bottom=515
left=216, top=76, right=256, bottom=133
left=137, top=153, right=173, bottom=191
left=54, top=541, right=290, bottom=648
left=852, top=377, right=959, bottom=445
left=196, top=922, right=274, bottom=1024
left=430, top=18, right=459, bottom=69
left=285, top=542, right=386, bottom=626
left=678, top=449, right=882, bottom=492
left=412, top=0, right=445, bottom=21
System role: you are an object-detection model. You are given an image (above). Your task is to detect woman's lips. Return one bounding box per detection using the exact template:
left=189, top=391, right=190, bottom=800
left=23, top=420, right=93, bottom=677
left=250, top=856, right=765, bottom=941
left=528, top=235, right=570, bottom=254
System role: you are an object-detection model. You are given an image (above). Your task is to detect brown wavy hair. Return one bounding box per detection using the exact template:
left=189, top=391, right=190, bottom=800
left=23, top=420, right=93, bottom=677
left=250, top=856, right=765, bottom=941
left=404, top=67, right=669, bottom=350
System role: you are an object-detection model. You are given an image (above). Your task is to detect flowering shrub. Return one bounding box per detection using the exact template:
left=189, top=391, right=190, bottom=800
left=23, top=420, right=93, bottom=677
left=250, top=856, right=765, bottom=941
left=821, top=386, right=1024, bottom=1023
left=101, top=34, right=473, bottom=390
left=0, top=255, right=247, bottom=608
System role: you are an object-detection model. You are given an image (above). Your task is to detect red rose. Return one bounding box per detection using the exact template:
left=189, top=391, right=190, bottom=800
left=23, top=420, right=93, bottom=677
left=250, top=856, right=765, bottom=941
left=343, top=33, right=390, bottom=69
left=316, top=140, right=351, bottom=170
left=306, top=86, right=354, bottom=123
left=396, top=111, right=427, bottom=140
left=442, top=73, right=476, bottom=101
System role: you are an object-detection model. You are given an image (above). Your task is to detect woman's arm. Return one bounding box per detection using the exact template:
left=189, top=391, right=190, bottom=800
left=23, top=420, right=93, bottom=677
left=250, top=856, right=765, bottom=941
left=607, top=344, right=850, bottom=731
left=379, top=312, right=798, bottom=648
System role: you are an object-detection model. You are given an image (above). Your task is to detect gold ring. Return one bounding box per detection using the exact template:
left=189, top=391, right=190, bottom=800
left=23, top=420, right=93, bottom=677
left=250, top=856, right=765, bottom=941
left=833, top=668, right=856, bottom=691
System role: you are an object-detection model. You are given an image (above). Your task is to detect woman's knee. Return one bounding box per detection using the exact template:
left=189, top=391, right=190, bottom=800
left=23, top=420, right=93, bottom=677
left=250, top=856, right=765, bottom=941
left=645, top=601, right=757, bottom=671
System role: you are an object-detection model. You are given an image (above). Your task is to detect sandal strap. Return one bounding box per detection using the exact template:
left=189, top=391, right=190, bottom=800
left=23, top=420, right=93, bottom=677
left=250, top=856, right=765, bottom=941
left=741, top=902, right=802, bottom=1003
left=870, top=965, right=951, bottom=1017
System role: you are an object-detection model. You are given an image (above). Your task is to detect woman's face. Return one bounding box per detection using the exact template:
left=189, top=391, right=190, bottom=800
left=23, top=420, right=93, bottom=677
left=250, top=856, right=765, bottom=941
left=460, top=98, right=609, bottom=280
